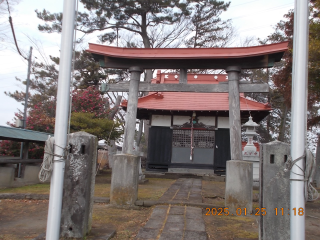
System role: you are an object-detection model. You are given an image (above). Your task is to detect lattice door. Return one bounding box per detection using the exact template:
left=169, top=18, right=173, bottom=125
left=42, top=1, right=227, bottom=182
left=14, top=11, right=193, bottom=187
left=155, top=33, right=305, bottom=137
left=172, top=129, right=214, bottom=148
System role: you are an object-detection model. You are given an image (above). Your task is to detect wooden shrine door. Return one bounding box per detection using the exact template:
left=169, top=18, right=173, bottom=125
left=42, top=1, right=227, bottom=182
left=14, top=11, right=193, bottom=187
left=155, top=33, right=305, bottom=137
left=171, top=128, right=215, bottom=169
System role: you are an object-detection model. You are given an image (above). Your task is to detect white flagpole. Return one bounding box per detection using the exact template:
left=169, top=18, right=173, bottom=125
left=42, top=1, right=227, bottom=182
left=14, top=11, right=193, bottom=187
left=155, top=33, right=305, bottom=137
left=290, top=0, right=309, bottom=239
left=46, top=0, right=76, bottom=239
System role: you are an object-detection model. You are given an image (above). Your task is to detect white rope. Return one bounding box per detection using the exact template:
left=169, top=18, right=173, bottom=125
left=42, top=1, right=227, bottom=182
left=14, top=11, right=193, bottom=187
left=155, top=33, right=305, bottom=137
left=305, top=150, right=319, bottom=201
left=39, top=136, right=70, bottom=182
left=283, top=149, right=319, bottom=201
left=284, top=152, right=306, bottom=177
left=307, top=183, right=319, bottom=201
left=38, top=136, right=54, bottom=182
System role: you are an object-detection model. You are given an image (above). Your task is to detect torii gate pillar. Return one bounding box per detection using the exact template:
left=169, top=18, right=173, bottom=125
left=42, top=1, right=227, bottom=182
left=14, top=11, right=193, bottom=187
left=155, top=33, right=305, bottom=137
left=226, top=66, right=243, bottom=161
left=110, top=66, right=143, bottom=205
left=122, top=66, right=144, bottom=154
left=225, top=66, right=253, bottom=214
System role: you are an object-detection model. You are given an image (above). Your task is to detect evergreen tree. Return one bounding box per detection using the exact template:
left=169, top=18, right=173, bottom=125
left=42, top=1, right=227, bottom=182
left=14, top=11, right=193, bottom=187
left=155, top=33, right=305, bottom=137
left=36, top=0, right=233, bottom=49
left=255, top=2, right=320, bottom=145
left=185, top=0, right=233, bottom=48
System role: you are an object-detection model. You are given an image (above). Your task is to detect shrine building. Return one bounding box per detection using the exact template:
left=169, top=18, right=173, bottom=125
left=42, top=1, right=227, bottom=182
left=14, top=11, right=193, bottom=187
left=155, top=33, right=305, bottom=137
left=121, top=71, right=271, bottom=173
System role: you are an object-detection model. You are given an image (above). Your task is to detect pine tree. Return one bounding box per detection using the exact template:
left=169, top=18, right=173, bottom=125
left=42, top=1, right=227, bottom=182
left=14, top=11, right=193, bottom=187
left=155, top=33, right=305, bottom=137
left=185, top=0, right=233, bottom=48
left=34, top=0, right=234, bottom=149
left=36, top=0, right=233, bottom=49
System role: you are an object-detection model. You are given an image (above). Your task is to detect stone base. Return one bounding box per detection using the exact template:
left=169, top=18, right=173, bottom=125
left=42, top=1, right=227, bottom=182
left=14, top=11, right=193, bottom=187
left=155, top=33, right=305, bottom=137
left=110, top=154, right=139, bottom=205
left=225, top=160, right=253, bottom=214
left=168, top=168, right=215, bottom=175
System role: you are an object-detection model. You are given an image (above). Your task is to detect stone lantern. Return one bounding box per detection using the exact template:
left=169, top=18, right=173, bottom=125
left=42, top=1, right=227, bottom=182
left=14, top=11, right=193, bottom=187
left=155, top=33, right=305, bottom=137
left=243, top=116, right=259, bottom=155
left=242, top=116, right=260, bottom=187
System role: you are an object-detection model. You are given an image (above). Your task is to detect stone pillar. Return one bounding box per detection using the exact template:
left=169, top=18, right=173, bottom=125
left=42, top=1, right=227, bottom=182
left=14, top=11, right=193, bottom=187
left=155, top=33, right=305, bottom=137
left=110, top=154, right=139, bottom=205
left=259, top=141, right=290, bottom=240
left=226, top=66, right=242, bottom=161
left=60, top=132, right=98, bottom=238
left=122, top=66, right=143, bottom=154
left=225, top=160, right=253, bottom=214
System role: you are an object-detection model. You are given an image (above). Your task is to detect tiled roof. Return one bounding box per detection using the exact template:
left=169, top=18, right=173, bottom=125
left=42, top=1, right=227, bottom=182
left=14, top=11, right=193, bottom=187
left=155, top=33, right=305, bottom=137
left=121, top=72, right=271, bottom=112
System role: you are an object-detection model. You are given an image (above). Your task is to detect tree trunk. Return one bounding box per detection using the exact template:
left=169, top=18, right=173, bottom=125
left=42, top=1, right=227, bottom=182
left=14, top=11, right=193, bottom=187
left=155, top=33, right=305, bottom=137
left=108, top=95, right=122, bottom=120
left=138, top=12, right=152, bottom=152
left=136, top=120, right=143, bottom=147
left=278, top=104, right=288, bottom=142
left=106, top=96, right=122, bottom=168
left=142, top=69, right=152, bottom=150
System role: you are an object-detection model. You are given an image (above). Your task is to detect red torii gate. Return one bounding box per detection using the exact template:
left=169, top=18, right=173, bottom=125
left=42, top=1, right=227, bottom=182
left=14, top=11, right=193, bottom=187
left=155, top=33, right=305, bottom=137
left=87, top=41, right=288, bottom=209
left=87, top=42, right=288, bottom=212
left=87, top=42, right=288, bottom=159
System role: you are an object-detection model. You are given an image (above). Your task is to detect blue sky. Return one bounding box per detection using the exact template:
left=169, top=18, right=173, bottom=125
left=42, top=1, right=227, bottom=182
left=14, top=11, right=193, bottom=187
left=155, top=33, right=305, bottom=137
left=0, top=0, right=294, bottom=126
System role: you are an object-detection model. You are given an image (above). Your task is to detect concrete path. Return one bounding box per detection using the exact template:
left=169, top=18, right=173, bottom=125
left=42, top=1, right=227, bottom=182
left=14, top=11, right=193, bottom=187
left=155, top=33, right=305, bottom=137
left=159, top=178, right=202, bottom=203
left=136, top=178, right=207, bottom=240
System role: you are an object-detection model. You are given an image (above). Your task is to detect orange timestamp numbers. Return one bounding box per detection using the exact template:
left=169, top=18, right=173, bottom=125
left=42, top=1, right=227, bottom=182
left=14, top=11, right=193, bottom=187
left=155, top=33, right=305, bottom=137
left=205, top=207, right=265, bottom=216
left=205, top=207, right=305, bottom=216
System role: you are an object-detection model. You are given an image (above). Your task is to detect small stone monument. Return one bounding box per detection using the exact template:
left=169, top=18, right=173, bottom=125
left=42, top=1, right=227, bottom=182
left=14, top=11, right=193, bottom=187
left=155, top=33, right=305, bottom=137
left=133, top=143, right=148, bottom=184
left=60, top=132, right=98, bottom=238
left=225, top=160, right=253, bottom=214
left=259, top=141, right=290, bottom=240
left=242, top=116, right=260, bottom=188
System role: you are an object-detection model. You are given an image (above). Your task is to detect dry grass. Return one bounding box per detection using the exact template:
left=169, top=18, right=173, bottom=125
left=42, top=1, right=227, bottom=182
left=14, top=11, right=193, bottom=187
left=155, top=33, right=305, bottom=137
left=138, top=178, right=175, bottom=200
left=202, top=180, right=226, bottom=206
left=0, top=170, right=175, bottom=202
left=0, top=183, right=50, bottom=195
left=92, top=204, right=153, bottom=239
left=202, top=180, right=259, bottom=239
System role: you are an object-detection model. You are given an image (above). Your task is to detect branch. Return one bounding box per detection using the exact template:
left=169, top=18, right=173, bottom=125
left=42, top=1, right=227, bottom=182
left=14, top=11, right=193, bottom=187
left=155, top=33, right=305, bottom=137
left=108, top=95, right=122, bottom=120
left=127, top=14, right=142, bottom=28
